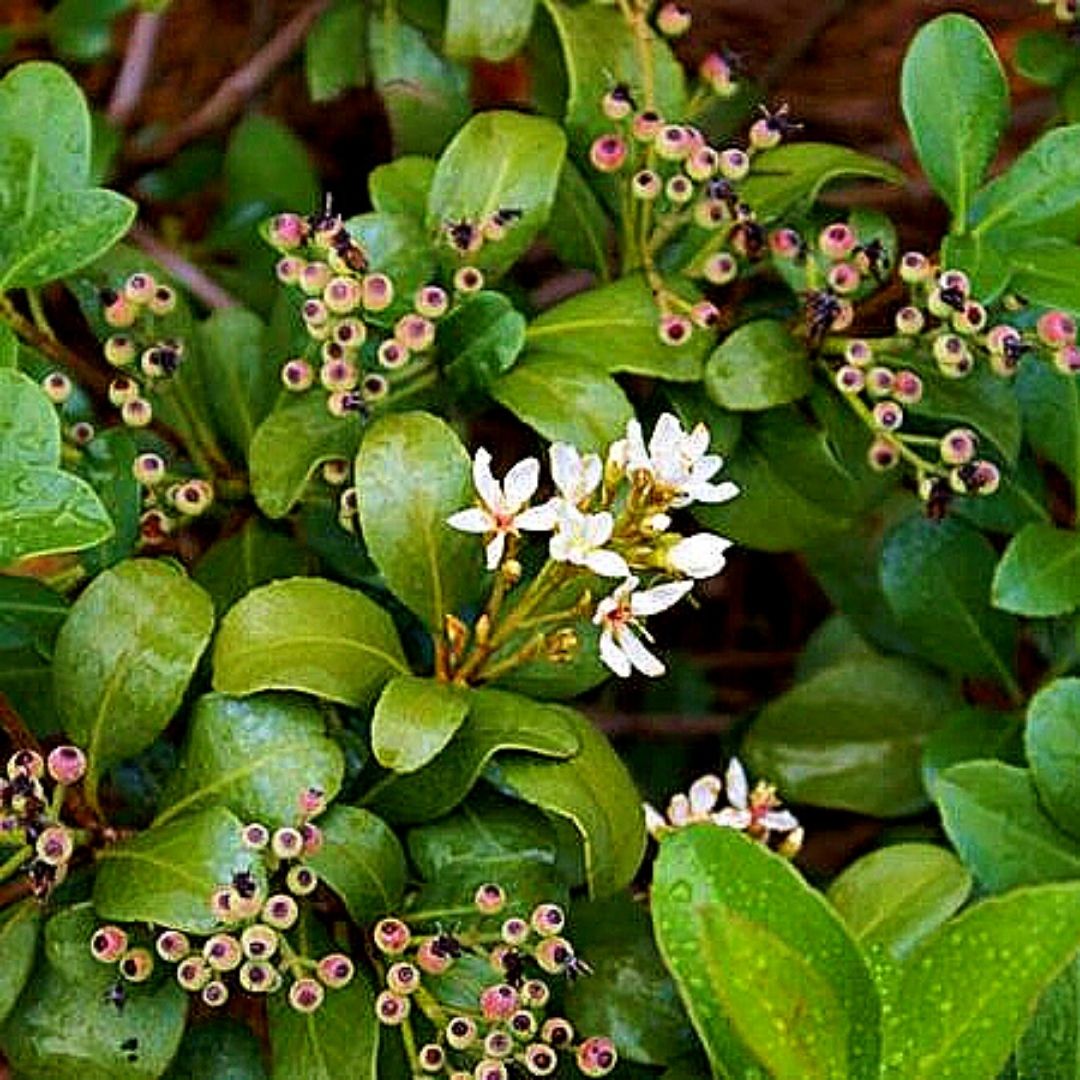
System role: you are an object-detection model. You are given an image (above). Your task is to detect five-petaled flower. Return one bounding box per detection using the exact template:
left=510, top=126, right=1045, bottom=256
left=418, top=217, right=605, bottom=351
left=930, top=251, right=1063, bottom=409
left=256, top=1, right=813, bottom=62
left=549, top=507, right=629, bottom=578
left=593, top=576, right=693, bottom=677
left=549, top=442, right=603, bottom=506
left=713, top=758, right=800, bottom=838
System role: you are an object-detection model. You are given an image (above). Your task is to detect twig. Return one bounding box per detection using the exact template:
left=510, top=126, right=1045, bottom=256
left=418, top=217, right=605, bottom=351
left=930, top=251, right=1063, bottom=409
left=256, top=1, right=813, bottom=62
left=128, top=223, right=240, bottom=310
left=128, top=0, right=331, bottom=166
left=0, top=693, right=38, bottom=754
left=106, top=10, right=165, bottom=128
left=586, top=710, right=738, bottom=738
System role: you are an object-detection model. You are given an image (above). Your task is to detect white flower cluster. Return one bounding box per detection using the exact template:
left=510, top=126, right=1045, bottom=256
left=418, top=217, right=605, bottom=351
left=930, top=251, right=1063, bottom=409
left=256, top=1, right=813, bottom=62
left=447, top=413, right=737, bottom=678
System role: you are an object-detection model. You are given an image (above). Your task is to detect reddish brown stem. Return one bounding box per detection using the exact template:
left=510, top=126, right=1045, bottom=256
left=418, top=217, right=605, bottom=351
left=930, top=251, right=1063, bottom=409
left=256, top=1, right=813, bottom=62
left=0, top=692, right=38, bottom=754
left=106, top=10, right=164, bottom=128
left=129, top=223, right=240, bottom=310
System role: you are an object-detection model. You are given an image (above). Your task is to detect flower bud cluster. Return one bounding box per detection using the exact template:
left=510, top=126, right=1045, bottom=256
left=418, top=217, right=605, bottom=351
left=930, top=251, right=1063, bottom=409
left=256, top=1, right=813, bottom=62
left=1, top=746, right=86, bottom=898
left=129, top=449, right=215, bottom=548
left=90, top=788, right=347, bottom=1012
left=644, top=757, right=803, bottom=857
left=373, top=885, right=617, bottom=1077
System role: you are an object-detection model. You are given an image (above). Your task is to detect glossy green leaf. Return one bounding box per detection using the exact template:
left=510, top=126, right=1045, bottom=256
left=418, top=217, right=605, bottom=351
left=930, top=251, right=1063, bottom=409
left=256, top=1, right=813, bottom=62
left=1009, top=239, right=1080, bottom=315
left=827, top=844, right=972, bottom=959
left=427, top=110, right=566, bottom=278
left=0, top=323, right=17, bottom=367
left=440, top=291, right=527, bottom=395
left=365, top=687, right=581, bottom=824
left=705, top=319, right=813, bottom=411
left=163, top=1019, right=269, bottom=1080
left=653, top=826, right=881, bottom=1080
left=940, top=231, right=1011, bottom=303
left=486, top=705, right=644, bottom=896
left=901, top=14, right=1008, bottom=223
left=0, top=902, right=41, bottom=1026
left=744, top=655, right=956, bottom=817
left=0, top=368, right=61, bottom=468
left=936, top=762, right=1080, bottom=891
left=0, top=188, right=135, bottom=289
left=94, top=805, right=266, bottom=934
left=355, top=411, right=483, bottom=630
left=222, top=114, right=319, bottom=219
left=368, top=155, right=435, bottom=219
left=971, top=125, right=1080, bottom=239
left=368, top=10, right=470, bottom=156
left=921, top=705, right=1023, bottom=796
left=1027, top=678, right=1080, bottom=841
left=47, top=0, right=129, bottom=63
left=881, top=882, right=1080, bottom=1080
left=212, top=577, right=408, bottom=707
left=371, top=675, right=470, bottom=773
left=0, top=576, right=67, bottom=652
left=0, top=647, right=56, bottom=737
left=880, top=515, right=1018, bottom=686
left=307, top=804, right=408, bottom=923
left=1014, top=30, right=1080, bottom=87
left=1017, top=361, right=1080, bottom=494
left=75, top=426, right=140, bottom=573
left=157, top=692, right=345, bottom=828
left=54, top=559, right=214, bottom=800
left=492, top=355, right=634, bottom=453
left=249, top=394, right=362, bottom=519
left=445, top=0, right=535, bottom=62
left=1016, top=957, right=1080, bottom=1080
left=345, top=211, right=436, bottom=323
left=524, top=274, right=708, bottom=381
left=993, top=524, right=1080, bottom=617
left=305, top=0, right=367, bottom=103
left=548, top=160, right=611, bottom=276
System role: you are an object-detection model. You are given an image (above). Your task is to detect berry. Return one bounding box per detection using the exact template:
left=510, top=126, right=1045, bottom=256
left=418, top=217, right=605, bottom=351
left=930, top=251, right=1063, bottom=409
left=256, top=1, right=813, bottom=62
left=501, top=917, right=530, bottom=946
left=656, top=124, right=691, bottom=161
left=387, top=961, right=420, bottom=995
left=35, top=826, right=73, bottom=866
left=818, top=224, right=856, bottom=261
left=845, top=339, right=872, bottom=366
left=589, top=135, right=627, bottom=173
left=107, top=376, right=138, bottom=407
left=121, top=397, right=153, bottom=428
left=631, top=110, right=663, bottom=142
left=540, top=1017, right=575, bottom=1046
left=203, top=933, right=242, bottom=972
left=895, top=306, right=925, bottom=336
left=300, top=261, right=332, bottom=296
left=1055, top=344, right=1080, bottom=374
left=361, top=373, right=389, bottom=401
left=484, top=1031, right=514, bottom=1058
left=41, top=372, right=72, bottom=404
left=665, top=174, right=694, bottom=204
left=940, top=428, right=978, bottom=466
left=148, top=285, right=177, bottom=316
left=119, top=948, right=154, bottom=983
left=91, top=925, right=129, bottom=963
left=241, top=924, right=279, bottom=961
left=687, top=146, right=719, bottom=181
left=289, top=977, right=325, bottom=1013
left=301, top=822, right=324, bottom=856
left=374, top=917, right=411, bottom=955
left=173, top=479, right=214, bottom=516
left=718, top=147, right=749, bottom=180
left=276, top=256, right=304, bottom=285
left=480, top=983, right=520, bottom=1022
left=656, top=2, right=691, bottom=36
left=416, top=937, right=453, bottom=975
left=749, top=117, right=782, bottom=149
left=475, top=882, right=507, bottom=914
left=317, top=953, right=354, bottom=988
left=361, top=273, right=394, bottom=312
left=891, top=370, right=924, bottom=405
left=953, top=301, right=987, bottom=335
left=394, top=313, right=436, bottom=351
left=769, top=228, right=802, bottom=259
left=700, top=51, right=737, bottom=96
left=103, top=294, right=136, bottom=328
left=933, top=334, right=973, bottom=378
left=155, top=930, right=190, bottom=963
left=898, top=251, right=931, bottom=283
left=269, top=213, right=306, bottom=250
left=447, top=1016, right=478, bottom=1050
left=239, top=960, right=277, bottom=993
left=703, top=252, right=738, bottom=285
left=602, top=85, right=634, bottom=120
left=659, top=314, right=692, bottom=346
left=827, top=263, right=861, bottom=295
left=577, top=1035, right=618, bottom=1077
left=523, top=978, right=551, bottom=1007
left=281, top=358, right=314, bottom=391
left=272, top=826, right=304, bottom=859
left=524, top=1043, right=559, bottom=1076
left=262, top=894, right=299, bottom=930
left=46, top=745, right=86, bottom=785
left=691, top=301, right=720, bottom=330
left=872, top=400, right=904, bottom=432
left=104, top=335, right=136, bottom=367
left=375, top=990, right=410, bottom=1025
left=474, top=1062, right=508, bottom=1080
left=454, top=266, right=484, bottom=293
left=177, top=956, right=212, bottom=991
left=201, top=980, right=229, bottom=1008
left=241, top=822, right=270, bottom=850
left=123, top=272, right=157, bottom=304
left=415, top=285, right=449, bottom=318
left=530, top=904, right=566, bottom=937
left=417, top=1044, right=445, bottom=1073
left=867, top=437, right=900, bottom=472
left=209, top=884, right=241, bottom=923
left=1038, top=310, right=1078, bottom=348
left=510, top=1009, right=539, bottom=1040
left=323, top=277, right=361, bottom=314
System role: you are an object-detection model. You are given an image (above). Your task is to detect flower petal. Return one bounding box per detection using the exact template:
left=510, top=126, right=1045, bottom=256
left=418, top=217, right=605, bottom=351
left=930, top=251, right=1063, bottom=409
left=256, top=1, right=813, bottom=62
left=585, top=549, right=631, bottom=578
left=584, top=511, right=614, bottom=547
left=549, top=443, right=580, bottom=499
left=649, top=412, right=683, bottom=461
left=516, top=502, right=559, bottom=532
left=668, top=533, right=732, bottom=579
left=725, top=758, right=749, bottom=809
left=616, top=625, right=665, bottom=677
left=473, top=447, right=501, bottom=510
left=599, top=629, right=632, bottom=677
left=484, top=532, right=506, bottom=570
left=712, top=807, right=752, bottom=829
left=502, top=457, right=540, bottom=511
left=630, top=579, right=694, bottom=616
left=764, top=810, right=800, bottom=832
left=691, top=479, right=740, bottom=505
left=643, top=802, right=669, bottom=838
left=689, top=774, right=722, bottom=815
left=447, top=507, right=493, bottom=533
left=581, top=453, right=603, bottom=497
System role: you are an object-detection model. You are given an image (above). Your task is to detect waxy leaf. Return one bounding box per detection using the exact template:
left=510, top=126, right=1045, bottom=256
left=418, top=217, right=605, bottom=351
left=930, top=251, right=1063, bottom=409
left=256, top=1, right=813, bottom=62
left=901, top=14, right=1008, bottom=224
left=441, top=291, right=526, bottom=395
left=345, top=211, right=436, bottom=324
left=157, top=692, right=345, bottom=828
left=936, top=761, right=1080, bottom=891
left=368, top=155, right=435, bottom=218
left=881, top=883, right=1080, bottom=1080
left=213, top=577, right=408, bottom=707
left=1027, top=678, right=1080, bottom=841
left=744, top=655, right=956, bottom=817
left=827, top=843, right=972, bottom=959
left=371, top=675, right=470, bottom=773
left=1016, top=957, right=1080, bottom=1080
left=1014, top=30, right=1080, bottom=87
left=993, top=524, right=1080, bottom=617
left=75, top=426, right=140, bottom=573
left=921, top=705, right=1024, bottom=796
left=355, top=412, right=483, bottom=630
left=548, top=160, right=611, bottom=276
left=705, top=319, right=813, bottom=411
left=307, top=805, right=407, bottom=923
left=486, top=705, right=644, bottom=896
left=653, top=827, right=881, bottom=1080
left=445, top=0, right=535, bottom=62
left=427, top=110, right=566, bottom=277
left=54, top=559, right=214, bottom=802
left=1009, top=239, right=1080, bottom=315
left=0, top=368, right=61, bottom=468
left=305, top=0, right=367, bottom=103
left=0, top=575, right=67, bottom=652
left=94, top=805, right=266, bottom=934
left=0, top=902, right=41, bottom=1025
left=0, top=324, right=17, bottom=367
left=365, top=687, right=581, bottom=824
left=164, top=1019, right=269, bottom=1080
left=1017, top=361, right=1080, bottom=495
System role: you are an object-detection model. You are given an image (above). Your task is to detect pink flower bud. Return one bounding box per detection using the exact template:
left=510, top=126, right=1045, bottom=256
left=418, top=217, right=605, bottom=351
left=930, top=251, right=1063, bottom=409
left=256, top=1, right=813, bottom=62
left=46, top=745, right=86, bottom=785
left=589, top=134, right=628, bottom=173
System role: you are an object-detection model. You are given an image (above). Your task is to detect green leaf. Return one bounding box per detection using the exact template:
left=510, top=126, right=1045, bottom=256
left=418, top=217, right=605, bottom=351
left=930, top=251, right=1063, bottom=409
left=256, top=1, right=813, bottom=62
left=743, top=656, right=957, bottom=817
left=565, top=895, right=696, bottom=1067
left=0, top=648, right=57, bottom=738
left=94, top=805, right=266, bottom=934
left=0, top=576, right=67, bottom=652
left=653, top=827, right=880, bottom=1080
left=344, top=211, right=436, bottom=324
left=0, top=368, right=61, bottom=468
left=212, top=577, right=408, bottom=707
left=75, top=426, right=140, bottom=573
left=971, top=126, right=1080, bottom=239
left=163, top=1019, right=269, bottom=1080
left=940, top=231, right=1011, bottom=303
left=992, top=524, right=1080, bottom=617
left=47, top=0, right=129, bottom=63
left=307, top=805, right=408, bottom=923
left=0, top=902, right=41, bottom=1026
left=1014, top=30, right=1080, bottom=87
left=249, top=394, right=362, bottom=519
left=900, top=13, right=1008, bottom=224
left=705, top=319, right=813, bottom=411
left=738, top=142, right=906, bottom=222
left=827, top=843, right=972, bottom=960
left=1009, top=239, right=1080, bottom=315
left=426, top=110, right=566, bottom=278
left=881, top=883, right=1080, bottom=1080
left=368, top=10, right=470, bottom=156
left=445, top=0, right=535, bottom=62
left=921, top=704, right=1024, bottom=796
left=936, top=761, right=1080, bottom=891
left=223, top=114, right=319, bottom=218
left=1017, top=360, right=1080, bottom=494
left=0, top=323, right=17, bottom=367
left=53, top=559, right=214, bottom=799
left=1027, top=678, right=1080, bottom=841
left=440, top=291, right=527, bottom=396
left=157, top=691, right=345, bottom=828
left=305, top=0, right=368, bottom=103
left=523, top=274, right=709, bottom=382
left=364, top=687, right=581, bottom=825
left=879, top=515, right=1018, bottom=686
left=355, top=411, right=483, bottom=630
left=547, top=160, right=611, bottom=277
left=486, top=705, right=644, bottom=896
left=1016, top=957, right=1080, bottom=1080
left=491, top=355, right=634, bottom=453
left=371, top=675, right=470, bottom=773
left=0, top=188, right=135, bottom=289
left=368, top=155, right=435, bottom=219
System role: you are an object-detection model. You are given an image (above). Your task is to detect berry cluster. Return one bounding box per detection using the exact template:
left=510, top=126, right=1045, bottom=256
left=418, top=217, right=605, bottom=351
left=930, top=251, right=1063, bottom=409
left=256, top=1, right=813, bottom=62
left=0, top=746, right=86, bottom=898
left=264, top=207, right=485, bottom=421
left=90, top=789, right=353, bottom=1013
left=130, top=451, right=214, bottom=547
left=373, top=884, right=617, bottom=1078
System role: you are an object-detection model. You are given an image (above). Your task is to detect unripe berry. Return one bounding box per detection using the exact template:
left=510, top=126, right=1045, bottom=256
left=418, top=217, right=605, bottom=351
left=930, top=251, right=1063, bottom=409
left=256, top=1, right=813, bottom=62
left=361, top=373, right=389, bottom=401
left=969, top=460, right=1001, bottom=495
left=1055, top=344, right=1080, bottom=374
left=509, top=1008, right=539, bottom=1040
left=665, top=174, right=694, bottom=204
left=268, top=213, right=307, bottom=250
left=577, top=1036, right=618, bottom=1077
left=375, top=989, right=410, bottom=1025
left=686, top=146, right=719, bottom=181
left=302, top=298, right=329, bottom=331
left=522, top=978, right=550, bottom=1007
left=415, top=937, right=453, bottom=975
left=631, top=109, right=664, bottom=142
left=718, top=147, right=750, bottom=180
left=1038, top=310, right=1078, bottom=348
left=829, top=299, right=854, bottom=332
left=601, top=85, right=634, bottom=120
left=103, top=293, right=136, bottom=328
left=691, top=301, right=720, bottom=330
left=91, top=925, right=128, bottom=963
left=589, top=135, right=627, bottom=173
left=262, top=893, right=299, bottom=930
left=121, top=397, right=153, bottom=428
left=940, top=427, right=978, bottom=466
left=534, top=936, right=575, bottom=974
left=530, top=903, right=566, bottom=937
left=201, top=980, right=229, bottom=1008
left=299, top=261, right=332, bottom=297
left=524, top=1043, right=559, bottom=1076
left=281, top=358, right=314, bottom=391
left=41, top=371, right=72, bottom=404
left=119, top=947, right=154, bottom=983
left=769, top=228, right=802, bottom=259
left=703, top=252, right=738, bottom=285
left=395, top=313, right=436, bottom=351
left=700, top=51, right=736, bottom=96
left=241, top=923, right=279, bottom=961
left=475, top=882, right=507, bottom=914
left=845, top=339, right=872, bottom=366
left=953, top=301, right=987, bottom=335
left=276, top=256, right=305, bottom=285
left=203, top=933, right=242, bottom=972
left=501, top=917, right=530, bottom=946
left=872, top=400, right=904, bottom=432
left=898, top=251, right=931, bottom=283
left=374, top=917, right=410, bottom=955
left=68, top=420, right=95, bottom=446
left=104, top=335, right=136, bottom=367
left=272, top=826, right=304, bottom=859
left=446, top=1016, right=478, bottom=1050
left=475, top=1062, right=509, bottom=1080
left=938, top=269, right=971, bottom=297
left=176, top=955, right=211, bottom=991
left=827, top=263, right=861, bottom=295
left=289, top=977, right=325, bottom=1013
left=895, top=306, right=925, bottom=336
left=986, top=324, right=1022, bottom=355
left=239, top=960, right=277, bottom=993
left=301, top=822, right=324, bottom=856
left=748, top=117, right=781, bottom=149
left=124, top=272, right=157, bottom=305
left=480, top=983, right=520, bottom=1022
left=656, top=2, right=691, bottom=36
left=387, top=961, right=421, bottom=995
left=659, top=314, right=693, bottom=346
left=108, top=376, right=139, bottom=407
left=414, top=285, right=449, bottom=319
left=818, top=223, right=856, bottom=261
left=46, top=745, right=86, bottom=785
left=867, top=437, right=900, bottom=472
left=319, top=357, right=359, bottom=392
left=317, top=953, right=354, bottom=988
left=148, top=285, right=177, bottom=316
left=323, top=276, right=361, bottom=314
left=655, top=124, right=691, bottom=161
left=933, top=334, right=972, bottom=378
left=454, top=266, right=484, bottom=293
left=892, top=369, right=924, bottom=405
left=285, top=864, right=317, bottom=896
left=209, top=884, right=241, bottom=923
left=173, top=479, right=214, bottom=517
left=139, top=509, right=172, bottom=545
left=156, top=930, right=190, bottom=963
left=36, top=826, right=73, bottom=866
left=484, top=1031, right=514, bottom=1058
left=540, top=1017, right=575, bottom=1047
left=241, top=822, right=270, bottom=850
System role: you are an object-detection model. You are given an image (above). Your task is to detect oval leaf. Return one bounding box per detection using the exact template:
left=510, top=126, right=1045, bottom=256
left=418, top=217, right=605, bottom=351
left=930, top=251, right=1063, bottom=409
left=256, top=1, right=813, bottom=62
left=164, top=1018, right=269, bottom=1080
left=993, top=523, right=1080, bottom=617
left=705, top=319, right=813, bottom=411
left=445, top=0, right=535, bottom=62
left=440, top=291, right=526, bottom=395
left=0, top=368, right=61, bottom=468
left=0, top=901, right=41, bottom=1026
left=371, top=675, right=470, bottom=773
left=1017, top=361, right=1080, bottom=495
left=1027, top=678, right=1080, bottom=841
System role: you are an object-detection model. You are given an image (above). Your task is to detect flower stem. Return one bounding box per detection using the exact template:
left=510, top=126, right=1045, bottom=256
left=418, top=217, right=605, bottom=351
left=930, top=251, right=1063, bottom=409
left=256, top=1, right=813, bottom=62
left=0, top=846, right=31, bottom=884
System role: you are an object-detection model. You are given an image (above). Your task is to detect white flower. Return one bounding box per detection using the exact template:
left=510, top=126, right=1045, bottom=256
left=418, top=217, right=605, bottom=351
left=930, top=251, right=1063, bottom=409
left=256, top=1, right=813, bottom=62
left=667, top=533, right=732, bottom=579
left=549, top=442, right=602, bottom=505
left=447, top=448, right=557, bottom=569
left=713, top=758, right=800, bottom=837
left=593, top=575, right=693, bottom=678
left=626, top=412, right=739, bottom=508
left=549, top=506, right=629, bottom=578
